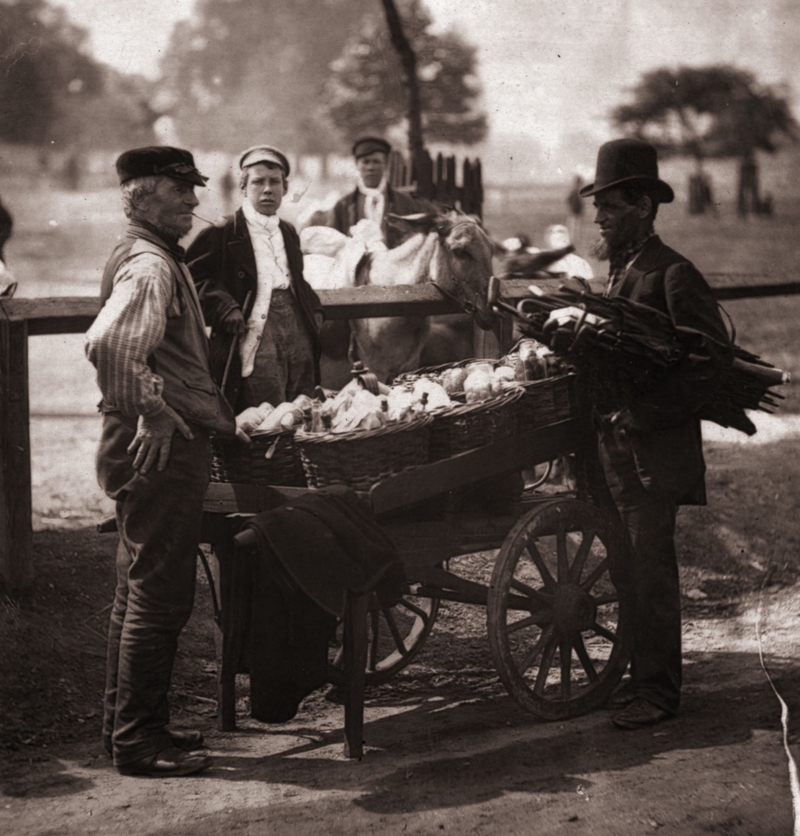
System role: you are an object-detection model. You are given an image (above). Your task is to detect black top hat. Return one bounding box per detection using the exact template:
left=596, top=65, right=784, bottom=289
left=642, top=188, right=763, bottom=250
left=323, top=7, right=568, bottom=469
left=352, top=137, right=391, bottom=159
left=115, top=146, right=208, bottom=187
left=580, top=138, right=674, bottom=203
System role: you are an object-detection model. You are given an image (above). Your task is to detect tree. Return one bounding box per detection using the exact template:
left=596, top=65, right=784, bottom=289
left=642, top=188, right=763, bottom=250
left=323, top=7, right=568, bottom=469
left=159, top=0, right=373, bottom=156
left=380, top=0, right=425, bottom=175
left=0, top=0, right=102, bottom=143
left=324, top=0, right=487, bottom=148
left=612, top=65, right=799, bottom=215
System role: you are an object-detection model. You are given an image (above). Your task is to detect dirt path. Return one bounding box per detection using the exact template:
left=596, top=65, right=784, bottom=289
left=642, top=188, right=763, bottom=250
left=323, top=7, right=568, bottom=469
left=3, top=563, right=798, bottom=836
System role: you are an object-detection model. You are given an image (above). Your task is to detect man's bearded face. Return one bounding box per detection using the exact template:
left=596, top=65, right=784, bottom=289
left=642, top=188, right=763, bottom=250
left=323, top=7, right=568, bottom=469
left=590, top=188, right=642, bottom=260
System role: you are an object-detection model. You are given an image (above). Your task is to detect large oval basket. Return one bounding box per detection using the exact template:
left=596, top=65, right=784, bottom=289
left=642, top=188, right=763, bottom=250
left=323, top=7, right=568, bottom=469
left=514, top=373, right=577, bottom=431
left=427, top=386, right=523, bottom=461
left=295, top=415, right=433, bottom=492
left=210, top=430, right=307, bottom=487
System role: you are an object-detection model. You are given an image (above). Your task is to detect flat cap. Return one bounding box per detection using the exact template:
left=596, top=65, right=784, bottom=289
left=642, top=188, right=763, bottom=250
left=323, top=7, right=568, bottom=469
left=238, top=145, right=290, bottom=177
left=352, top=137, right=391, bottom=159
left=115, top=146, right=208, bottom=187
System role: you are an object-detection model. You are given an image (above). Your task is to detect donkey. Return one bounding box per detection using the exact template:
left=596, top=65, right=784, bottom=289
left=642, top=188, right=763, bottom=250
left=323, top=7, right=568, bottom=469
left=317, top=211, right=496, bottom=386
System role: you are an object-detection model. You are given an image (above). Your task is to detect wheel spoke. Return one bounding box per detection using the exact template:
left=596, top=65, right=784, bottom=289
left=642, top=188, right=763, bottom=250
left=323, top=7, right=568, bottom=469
left=581, top=557, right=609, bottom=592
left=573, top=634, right=600, bottom=683
left=592, top=621, right=619, bottom=644
left=510, top=576, right=553, bottom=606
left=569, top=529, right=597, bottom=583
left=368, top=609, right=381, bottom=671
left=505, top=608, right=553, bottom=634
left=525, top=539, right=557, bottom=591
left=556, top=521, right=570, bottom=582
left=559, top=636, right=572, bottom=699
left=519, top=624, right=555, bottom=674
left=533, top=636, right=559, bottom=696
left=396, top=596, right=430, bottom=622
left=381, top=606, right=410, bottom=657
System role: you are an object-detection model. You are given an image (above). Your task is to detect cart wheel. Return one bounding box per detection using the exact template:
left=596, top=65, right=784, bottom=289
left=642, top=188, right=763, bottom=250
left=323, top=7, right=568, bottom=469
left=327, top=584, right=440, bottom=687
left=487, top=499, right=630, bottom=720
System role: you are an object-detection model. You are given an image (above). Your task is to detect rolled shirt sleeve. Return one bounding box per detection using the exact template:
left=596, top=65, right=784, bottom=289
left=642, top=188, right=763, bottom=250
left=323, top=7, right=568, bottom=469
left=85, top=253, right=175, bottom=417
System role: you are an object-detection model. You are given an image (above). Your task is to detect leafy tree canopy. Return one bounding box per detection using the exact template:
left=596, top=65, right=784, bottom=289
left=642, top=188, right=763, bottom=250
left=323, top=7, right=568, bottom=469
left=612, top=65, right=798, bottom=162
left=0, top=0, right=102, bottom=143
left=160, top=0, right=373, bottom=155
left=324, top=0, right=487, bottom=147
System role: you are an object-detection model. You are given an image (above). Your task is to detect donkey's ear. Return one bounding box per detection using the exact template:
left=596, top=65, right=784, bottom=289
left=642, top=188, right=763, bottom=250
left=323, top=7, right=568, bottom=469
left=386, top=212, right=440, bottom=232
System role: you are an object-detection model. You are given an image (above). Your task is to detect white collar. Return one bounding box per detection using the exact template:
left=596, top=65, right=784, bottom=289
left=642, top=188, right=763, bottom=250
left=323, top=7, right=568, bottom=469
left=242, top=199, right=280, bottom=232
left=356, top=174, right=387, bottom=199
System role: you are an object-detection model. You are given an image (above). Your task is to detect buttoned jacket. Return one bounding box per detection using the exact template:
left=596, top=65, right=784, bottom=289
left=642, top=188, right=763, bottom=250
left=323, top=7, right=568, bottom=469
left=600, top=236, right=732, bottom=505
left=186, top=209, right=323, bottom=406
left=328, top=184, right=433, bottom=249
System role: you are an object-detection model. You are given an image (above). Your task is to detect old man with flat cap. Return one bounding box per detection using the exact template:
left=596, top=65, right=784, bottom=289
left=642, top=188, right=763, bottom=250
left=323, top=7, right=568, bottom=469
left=86, top=146, right=236, bottom=776
left=327, top=136, right=432, bottom=249
left=578, top=138, right=732, bottom=730
left=187, top=145, right=323, bottom=410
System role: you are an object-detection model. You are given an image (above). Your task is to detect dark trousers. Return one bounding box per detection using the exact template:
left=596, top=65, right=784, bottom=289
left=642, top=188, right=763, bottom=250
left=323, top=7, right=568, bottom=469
left=238, top=288, right=316, bottom=409
left=97, top=412, right=210, bottom=766
left=598, top=426, right=682, bottom=714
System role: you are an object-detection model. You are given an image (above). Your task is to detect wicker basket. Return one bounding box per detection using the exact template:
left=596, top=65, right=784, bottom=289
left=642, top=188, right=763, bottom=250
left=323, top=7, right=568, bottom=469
left=513, top=373, right=577, bottom=431
left=210, top=430, right=307, bottom=486
left=295, top=415, right=433, bottom=492
left=427, top=386, right=523, bottom=461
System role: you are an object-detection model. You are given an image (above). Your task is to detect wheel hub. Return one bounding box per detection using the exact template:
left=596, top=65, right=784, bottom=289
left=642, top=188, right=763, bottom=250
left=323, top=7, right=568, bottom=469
left=552, top=583, right=597, bottom=633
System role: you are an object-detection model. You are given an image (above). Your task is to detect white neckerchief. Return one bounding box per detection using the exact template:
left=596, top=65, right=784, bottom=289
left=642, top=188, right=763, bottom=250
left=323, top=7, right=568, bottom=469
left=240, top=200, right=291, bottom=378
left=356, top=174, right=387, bottom=226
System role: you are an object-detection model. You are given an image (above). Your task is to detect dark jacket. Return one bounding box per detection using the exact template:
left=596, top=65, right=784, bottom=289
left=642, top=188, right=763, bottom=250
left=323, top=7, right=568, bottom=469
left=98, top=222, right=235, bottom=435
left=328, top=184, right=433, bottom=249
left=600, top=236, right=733, bottom=505
left=186, top=209, right=324, bottom=406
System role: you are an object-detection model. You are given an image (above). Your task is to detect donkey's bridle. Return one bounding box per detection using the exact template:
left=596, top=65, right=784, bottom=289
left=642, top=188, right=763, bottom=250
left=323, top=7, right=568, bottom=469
left=431, top=273, right=495, bottom=316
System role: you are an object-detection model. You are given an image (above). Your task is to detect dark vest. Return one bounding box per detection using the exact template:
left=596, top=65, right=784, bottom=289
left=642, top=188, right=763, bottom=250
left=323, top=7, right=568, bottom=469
left=100, top=228, right=235, bottom=434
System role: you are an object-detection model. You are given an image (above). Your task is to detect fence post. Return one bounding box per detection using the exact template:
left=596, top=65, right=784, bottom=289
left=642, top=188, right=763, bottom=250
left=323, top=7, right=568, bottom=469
left=0, top=313, right=34, bottom=592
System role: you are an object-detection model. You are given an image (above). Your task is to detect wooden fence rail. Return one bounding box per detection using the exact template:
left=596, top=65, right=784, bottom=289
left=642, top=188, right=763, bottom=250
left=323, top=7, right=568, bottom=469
left=2, top=277, right=799, bottom=592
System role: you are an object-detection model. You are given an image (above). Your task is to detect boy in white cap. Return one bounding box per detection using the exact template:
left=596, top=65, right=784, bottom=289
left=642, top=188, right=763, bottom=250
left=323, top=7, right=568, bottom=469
left=187, top=145, right=324, bottom=409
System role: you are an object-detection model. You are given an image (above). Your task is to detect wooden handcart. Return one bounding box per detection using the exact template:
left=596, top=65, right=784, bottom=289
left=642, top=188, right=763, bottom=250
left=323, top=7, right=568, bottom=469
left=202, top=368, right=632, bottom=759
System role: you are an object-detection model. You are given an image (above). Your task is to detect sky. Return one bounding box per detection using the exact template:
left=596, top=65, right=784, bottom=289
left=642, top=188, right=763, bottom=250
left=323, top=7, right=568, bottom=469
left=51, top=0, right=800, bottom=180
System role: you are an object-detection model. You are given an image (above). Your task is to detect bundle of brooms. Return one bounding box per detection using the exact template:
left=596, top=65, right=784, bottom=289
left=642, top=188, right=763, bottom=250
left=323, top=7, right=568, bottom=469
left=489, top=279, right=790, bottom=436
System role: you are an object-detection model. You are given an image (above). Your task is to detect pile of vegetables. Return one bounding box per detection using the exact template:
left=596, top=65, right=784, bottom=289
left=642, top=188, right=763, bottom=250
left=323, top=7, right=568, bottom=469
left=233, top=343, right=574, bottom=440
left=405, top=343, right=571, bottom=402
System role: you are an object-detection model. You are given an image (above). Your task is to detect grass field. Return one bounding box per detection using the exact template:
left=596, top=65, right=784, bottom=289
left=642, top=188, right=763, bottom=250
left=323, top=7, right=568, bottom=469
left=1, top=177, right=797, bottom=528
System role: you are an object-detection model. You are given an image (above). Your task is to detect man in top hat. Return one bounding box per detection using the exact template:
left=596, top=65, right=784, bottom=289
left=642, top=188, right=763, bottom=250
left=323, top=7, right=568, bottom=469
left=86, top=146, right=236, bottom=776
left=327, top=136, right=431, bottom=249
left=579, top=138, right=732, bottom=729
left=187, top=145, right=323, bottom=410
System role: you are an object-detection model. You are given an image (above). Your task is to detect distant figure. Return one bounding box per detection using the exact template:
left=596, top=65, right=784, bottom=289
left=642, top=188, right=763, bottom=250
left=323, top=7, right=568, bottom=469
left=689, top=172, right=717, bottom=217
left=327, top=137, right=432, bottom=249
left=737, top=155, right=759, bottom=218
left=566, top=174, right=584, bottom=243
left=500, top=233, right=532, bottom=254
left=63, top=151, right=81, bottom=191
left=0, top=196, right=13, bottom=262
left=0, top=197, right=14, bottom=295
left=219, top=169, right=235, bottom=212
left=542, top=224, right=593, bottom=279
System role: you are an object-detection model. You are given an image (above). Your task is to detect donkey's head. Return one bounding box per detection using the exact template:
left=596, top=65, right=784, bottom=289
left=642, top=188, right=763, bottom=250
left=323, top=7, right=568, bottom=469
left=388, top=210, right=496, bottom=329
